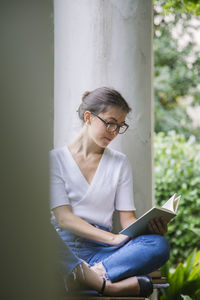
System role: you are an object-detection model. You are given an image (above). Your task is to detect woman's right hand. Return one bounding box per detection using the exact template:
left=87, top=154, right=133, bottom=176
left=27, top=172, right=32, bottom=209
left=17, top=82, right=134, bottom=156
left=53, top=205, right=131, bottom=246
left=109, top=233, right=130, bottom=246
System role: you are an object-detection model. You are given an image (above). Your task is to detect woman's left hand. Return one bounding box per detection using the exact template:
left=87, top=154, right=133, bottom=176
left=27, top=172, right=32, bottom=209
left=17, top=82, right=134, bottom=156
left=148, top=216, right=168, bottom=236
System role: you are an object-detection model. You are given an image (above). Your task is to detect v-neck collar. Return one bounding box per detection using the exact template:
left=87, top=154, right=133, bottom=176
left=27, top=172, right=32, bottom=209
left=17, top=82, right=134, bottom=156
left=64, top=146, right=107, bottom=187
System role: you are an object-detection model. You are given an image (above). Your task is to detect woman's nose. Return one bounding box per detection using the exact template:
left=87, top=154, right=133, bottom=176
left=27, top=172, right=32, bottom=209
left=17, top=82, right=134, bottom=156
left=112, top=129, right=119, bottom=137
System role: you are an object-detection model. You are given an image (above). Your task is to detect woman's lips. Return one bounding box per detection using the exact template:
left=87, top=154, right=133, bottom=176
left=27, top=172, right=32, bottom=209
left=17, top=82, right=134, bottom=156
left=105, top=137, right=112, bottom=142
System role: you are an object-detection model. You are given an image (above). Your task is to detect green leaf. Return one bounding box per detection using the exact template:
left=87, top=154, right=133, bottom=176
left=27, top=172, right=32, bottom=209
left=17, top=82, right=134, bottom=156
left=188, top=265, right=200, bottom=281
left=161, top=261, right=170, bottom=279
left=195, top=288, right=200, bottom=295
left=167, top=263, right=184, bottom=297
left=184, top=248, right=197, bottom=278
left=182, top=277, right=200, bottom=295
left=181, top=295, right=192, bottom=300
left=194, top=251, right=200, bottom=266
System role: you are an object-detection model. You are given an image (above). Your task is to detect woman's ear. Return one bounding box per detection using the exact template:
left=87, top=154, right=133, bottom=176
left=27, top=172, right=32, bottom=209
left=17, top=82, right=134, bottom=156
left=83, top=111, right=91, bottom=124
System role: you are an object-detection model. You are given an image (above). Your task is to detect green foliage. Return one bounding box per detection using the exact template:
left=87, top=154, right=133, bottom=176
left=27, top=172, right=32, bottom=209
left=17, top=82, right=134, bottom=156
left=191, top=229, right=200, bottom=236
left=181, top=296, right=193, bottom=300
left=154, top=0, right=200, bottom=15
left=154, top=1, right=200, bottom=141
left=160, top=249, right=200, bottom=300
left=154, top=131, right=200, bottom=265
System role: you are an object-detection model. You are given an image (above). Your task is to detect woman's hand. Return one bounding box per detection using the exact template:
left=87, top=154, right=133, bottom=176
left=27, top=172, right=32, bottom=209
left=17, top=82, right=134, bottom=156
left=53, top=205, right=131, bottom=245
left=148, top=216, right=168, bottom=236
left=110, top=233, right=130, bottom=246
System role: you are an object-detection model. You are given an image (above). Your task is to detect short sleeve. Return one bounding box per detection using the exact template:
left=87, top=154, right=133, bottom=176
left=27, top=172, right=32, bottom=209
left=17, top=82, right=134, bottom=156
left=115, top=157, right=136, bottom=211
left=50, top=150, right=70, bottom=210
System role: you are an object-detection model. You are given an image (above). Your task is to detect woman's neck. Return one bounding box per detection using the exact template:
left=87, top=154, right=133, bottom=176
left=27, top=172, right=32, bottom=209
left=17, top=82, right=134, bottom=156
left=68, top=126, right=104, bottom=159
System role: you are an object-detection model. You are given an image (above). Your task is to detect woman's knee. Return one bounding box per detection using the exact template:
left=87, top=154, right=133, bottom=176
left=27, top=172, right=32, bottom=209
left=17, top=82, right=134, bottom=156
left=133, top=234, right=170, bottom=263
left=153, top=234, right=170, bottom=263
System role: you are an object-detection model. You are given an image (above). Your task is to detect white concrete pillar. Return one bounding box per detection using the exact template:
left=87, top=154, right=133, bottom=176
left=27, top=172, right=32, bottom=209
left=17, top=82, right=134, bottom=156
left=54, top=0, right=154, bottom=218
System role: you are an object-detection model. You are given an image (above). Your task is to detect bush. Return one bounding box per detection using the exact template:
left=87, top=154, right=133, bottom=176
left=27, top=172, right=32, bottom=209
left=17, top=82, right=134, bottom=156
left=154, top=131, right=200, bottom=265
left=160, top=248, right=200, bottom=300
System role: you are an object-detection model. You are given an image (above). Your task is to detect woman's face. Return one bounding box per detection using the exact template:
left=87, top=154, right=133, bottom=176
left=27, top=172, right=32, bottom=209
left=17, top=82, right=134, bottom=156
left=85, top=106, right=127, bottom=148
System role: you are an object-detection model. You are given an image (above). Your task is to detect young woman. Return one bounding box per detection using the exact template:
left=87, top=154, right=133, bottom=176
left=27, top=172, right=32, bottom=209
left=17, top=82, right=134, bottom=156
left=50, top=87, right=170, bottom=297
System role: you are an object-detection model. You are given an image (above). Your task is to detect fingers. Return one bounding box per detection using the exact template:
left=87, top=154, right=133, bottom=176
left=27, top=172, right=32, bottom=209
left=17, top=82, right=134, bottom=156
left=148, top=217, right=168, bottom=235
left=148, top=219, right=160, bottom=234
left=113, top=234, right=130, bottom=246
left=160, top=216, right=168, bottom=233
left=119, top=234, right=131, bottom=244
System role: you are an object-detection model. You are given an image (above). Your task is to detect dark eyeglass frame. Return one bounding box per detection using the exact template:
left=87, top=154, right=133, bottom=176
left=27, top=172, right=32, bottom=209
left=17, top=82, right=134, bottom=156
left=91, top=112, right=129, bottom=134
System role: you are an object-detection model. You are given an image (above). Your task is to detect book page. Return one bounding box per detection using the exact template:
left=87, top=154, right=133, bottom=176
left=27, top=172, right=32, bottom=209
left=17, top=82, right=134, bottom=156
left=162, top=194, right=176, bottom=212
left=173, top=195, right=181, bottom=213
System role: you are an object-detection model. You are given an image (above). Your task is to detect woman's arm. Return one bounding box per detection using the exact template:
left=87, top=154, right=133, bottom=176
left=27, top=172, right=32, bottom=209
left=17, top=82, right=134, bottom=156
left=118, top=210, right=137, bottom=230
left=53, top=205, right=129, bottom=246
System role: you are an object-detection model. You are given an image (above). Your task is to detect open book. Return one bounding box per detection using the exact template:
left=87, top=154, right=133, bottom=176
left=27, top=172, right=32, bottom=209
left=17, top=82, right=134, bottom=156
left=120, top=193, right=181, bottom=237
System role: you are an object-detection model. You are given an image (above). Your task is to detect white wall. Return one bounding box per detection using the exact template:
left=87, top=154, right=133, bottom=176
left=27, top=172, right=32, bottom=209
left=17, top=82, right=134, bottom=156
left=54, top=0, right=154, bottom=219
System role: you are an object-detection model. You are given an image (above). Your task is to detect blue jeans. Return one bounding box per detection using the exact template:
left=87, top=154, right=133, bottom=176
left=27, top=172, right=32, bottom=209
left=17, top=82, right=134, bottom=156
left=54, top=222, right=170, bottom=283
left=52, top=225, right=82, bottom=278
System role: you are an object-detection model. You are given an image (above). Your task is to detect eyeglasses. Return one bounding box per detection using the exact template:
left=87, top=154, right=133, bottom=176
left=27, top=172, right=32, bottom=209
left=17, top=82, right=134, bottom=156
left=91, top=112, right=129, bottom=134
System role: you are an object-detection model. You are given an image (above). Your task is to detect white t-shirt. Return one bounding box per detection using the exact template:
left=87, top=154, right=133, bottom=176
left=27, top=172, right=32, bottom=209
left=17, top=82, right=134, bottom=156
left=50, top=146, right=136, bottom=230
